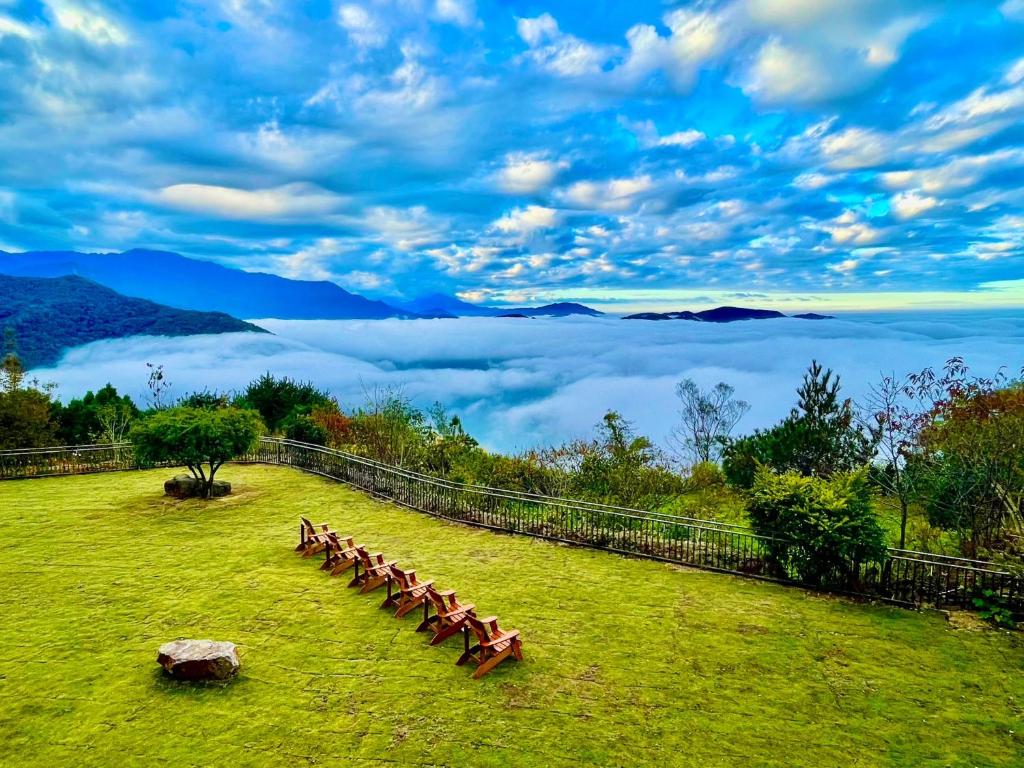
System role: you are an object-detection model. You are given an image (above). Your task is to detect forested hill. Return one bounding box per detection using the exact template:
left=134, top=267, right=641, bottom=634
left=0, top=273, right=267, bottom=369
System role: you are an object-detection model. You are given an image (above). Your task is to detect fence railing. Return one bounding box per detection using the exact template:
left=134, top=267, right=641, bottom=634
left=3, top=439, right=1021, bottom=616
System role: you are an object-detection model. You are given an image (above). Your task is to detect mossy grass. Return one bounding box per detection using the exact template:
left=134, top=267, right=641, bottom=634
left=0, top=465, right=1021, bottom=767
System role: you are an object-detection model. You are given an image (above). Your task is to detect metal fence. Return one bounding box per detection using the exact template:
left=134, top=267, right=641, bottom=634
left=3, top=438, right=1021, bottom=615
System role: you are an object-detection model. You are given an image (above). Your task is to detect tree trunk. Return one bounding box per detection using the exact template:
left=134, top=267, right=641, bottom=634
left=898, top=497, right=909, bottom=550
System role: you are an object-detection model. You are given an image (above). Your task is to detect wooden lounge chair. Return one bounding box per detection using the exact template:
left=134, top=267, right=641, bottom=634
left=387, top=566, right=435, bottom=618
left=320, top=533, right=359, bottom=575
left=348, top=546, right=397, bottom=593
left=416, top=586, right=475, bottom=646
left=457, top=614, right=522, bottom=679
left=296, top=517, right=332, bottom=556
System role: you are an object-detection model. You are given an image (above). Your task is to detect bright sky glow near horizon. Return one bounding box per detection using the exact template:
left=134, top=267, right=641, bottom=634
left=1, top=1, right=1023, bottom=311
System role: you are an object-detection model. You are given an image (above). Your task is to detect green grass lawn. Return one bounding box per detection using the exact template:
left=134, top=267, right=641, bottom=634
left=0, top=465, right=1021, bottom=767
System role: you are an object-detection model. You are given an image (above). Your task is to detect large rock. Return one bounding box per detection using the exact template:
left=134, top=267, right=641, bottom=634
left=157, top=639, right=240, bottom=681
left=164, top=474, right=231, bottom=498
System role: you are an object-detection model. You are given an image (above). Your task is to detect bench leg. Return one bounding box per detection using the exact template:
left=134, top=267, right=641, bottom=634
left=395, top=595, right=424, bottom=619
left=473, top=648, right=513, bottom=679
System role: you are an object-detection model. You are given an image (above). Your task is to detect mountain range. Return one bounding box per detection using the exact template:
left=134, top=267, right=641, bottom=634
left=623, top=307, right=834, bottom=322
left=0, top=274, right=266, bottom=369
left=0, top=250, right=604, bottom=319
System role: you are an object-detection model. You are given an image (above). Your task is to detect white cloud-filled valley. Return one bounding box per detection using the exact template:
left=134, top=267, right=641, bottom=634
left=35, top=313, right=1024, bottom=454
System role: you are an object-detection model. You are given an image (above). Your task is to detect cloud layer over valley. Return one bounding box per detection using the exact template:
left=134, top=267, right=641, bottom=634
left=35, top=314, right=1024, bottom=454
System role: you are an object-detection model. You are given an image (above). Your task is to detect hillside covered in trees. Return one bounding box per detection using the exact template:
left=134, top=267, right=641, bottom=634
left=0, top=274, right=267, bottom=369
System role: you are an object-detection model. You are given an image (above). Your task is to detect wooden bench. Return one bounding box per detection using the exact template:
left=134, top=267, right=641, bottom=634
left=387, top=566, right=435, bottom=618
left=296, top=517, right=332, bottom=556
left=416, top=586, right=476, bottom=646
left=457, top=614, right=522, bottom=679
left=320, top=533, right=359, bottom=575
left=348, top=546, right=397, bottom=594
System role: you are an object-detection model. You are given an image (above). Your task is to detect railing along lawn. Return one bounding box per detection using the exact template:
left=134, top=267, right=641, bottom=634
left=2, top=438, right=1020, bottom=617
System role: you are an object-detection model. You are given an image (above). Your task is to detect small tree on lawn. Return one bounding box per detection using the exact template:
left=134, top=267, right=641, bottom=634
left=131, top=406, right=264, bottom=498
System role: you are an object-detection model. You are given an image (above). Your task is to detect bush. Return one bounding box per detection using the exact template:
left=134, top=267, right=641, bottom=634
left=283, top=412, right=328, bottom=446
left=686, top=461, right=726, bottom=491
left=746, top=466, right=886, bottom=585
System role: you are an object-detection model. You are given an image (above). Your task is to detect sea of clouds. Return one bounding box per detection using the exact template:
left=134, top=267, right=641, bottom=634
left=35, top=312, right=1024, bottom=454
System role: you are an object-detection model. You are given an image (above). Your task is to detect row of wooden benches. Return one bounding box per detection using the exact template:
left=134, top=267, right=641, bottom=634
left=296, top=517, right=524, bottom=679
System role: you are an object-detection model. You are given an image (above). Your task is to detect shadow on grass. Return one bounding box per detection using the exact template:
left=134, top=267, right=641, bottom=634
left=152, top=667, right=249, bottom=697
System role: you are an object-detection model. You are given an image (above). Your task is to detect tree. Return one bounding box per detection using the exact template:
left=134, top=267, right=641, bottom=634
left=747, top=466, right=886, bottom=586
left=130, top=407, right=264, bottom=498
left=538, top=411, right=685, bottom=508
left=146, top=363, right=172, bottom=410
left=907, top=361, right=1024, bottom=554
left=236, top=373, right=332, bottom=432
left=0, top=351, right=59, bottom=449
left=348, top=386, right=428, bottom=466
left=723, top=361, right=875, bottom=488
left=669, top=379, right=749, bottom=464
left=859, top=373, right=921, bottom=549
left=54, top=384, right=139, bottom=445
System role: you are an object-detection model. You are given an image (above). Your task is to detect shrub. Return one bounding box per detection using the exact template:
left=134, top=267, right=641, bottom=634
left=746, top=466, right=886, bottom=585
left=686, top=461, right=726, bottom=491
left=283, top=412, right=328, bottom=445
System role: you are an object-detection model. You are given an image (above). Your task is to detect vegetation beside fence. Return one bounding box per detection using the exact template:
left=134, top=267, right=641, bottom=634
left=3, top=438, right=1019, bottom=620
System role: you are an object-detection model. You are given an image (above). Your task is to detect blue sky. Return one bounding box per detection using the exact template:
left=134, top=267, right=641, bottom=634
left=1, top=0, right=1023, bottom=310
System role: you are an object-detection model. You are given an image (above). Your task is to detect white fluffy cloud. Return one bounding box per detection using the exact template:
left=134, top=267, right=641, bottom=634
left=492, top=204, right=559, bottom=234
left=337, top=4, right=386, bottom=49
left=559, top=175, right=655, bottom=212
left=516, top=13, right=608, bottom=76
left=497, top=153, right=567, bottom=194
left=890, top=190, right=939, bottom=220
left=156, top=182, right=346, bottom=220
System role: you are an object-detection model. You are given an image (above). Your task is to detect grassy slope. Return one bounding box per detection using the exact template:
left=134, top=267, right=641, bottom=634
left=0, top=466, right=1021, bottom=768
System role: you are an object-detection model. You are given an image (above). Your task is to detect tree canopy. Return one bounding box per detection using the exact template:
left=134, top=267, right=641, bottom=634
left=130, top=406, right=264, bottom=497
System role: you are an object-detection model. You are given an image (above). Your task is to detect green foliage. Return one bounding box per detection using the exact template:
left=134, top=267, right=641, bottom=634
left=236, top=373, right=332, bottom=432
left=177, top=389, right=232, bottom=410
left=0, top=274, right=264, bottom=369
left=971, top=589, right=1017, bottom=629
left=346, top=389, right=429, bottom=467
left=283, top=412, right=329, bottom=445
left=422, top=404, right=479, bottom=477
left=130, top=406, right=263, bottom=496
left=548, top=412, right=686, bottom=508
left=0, top=352, right=58, bottom=449
left=916, top=378, right=1024, bottom=553
left=724, top=361, right=875, bottom=488
left=685, top=461, right=726, bottom=491
left=54, top=384, right=139, bottom=444
left=747, top=466, right=886, bottom=585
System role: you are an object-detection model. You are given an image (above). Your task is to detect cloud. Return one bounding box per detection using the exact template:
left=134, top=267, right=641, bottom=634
left=434, top=0, right=476, bottom=28
left=890, top=190, right=939, bottom=220
left=337, top=4, right=386, bottom=49
left=47, top=0, right=128, bottom=46
left=36, top=314, right=1024, bottom=454
left=497, top=153, right=568, bottom=194
left=516, top=13, right=608, bottom=76
left=156, top=183, right=346, bottom=220
left=558, top=175, right=655, bottom=212
left=492, top=205, right=559, bottom=235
